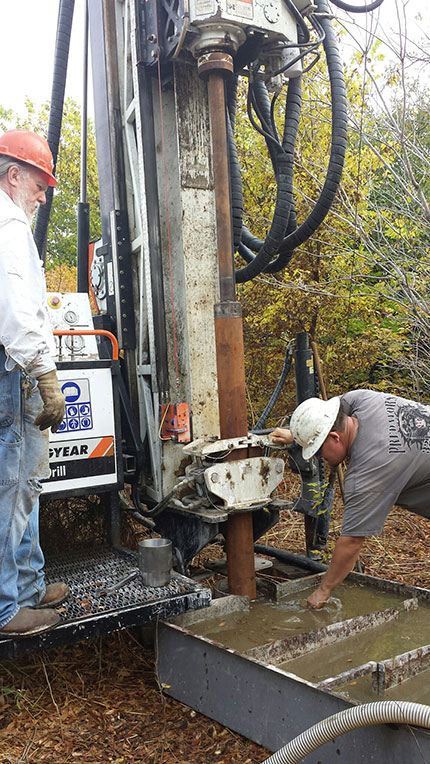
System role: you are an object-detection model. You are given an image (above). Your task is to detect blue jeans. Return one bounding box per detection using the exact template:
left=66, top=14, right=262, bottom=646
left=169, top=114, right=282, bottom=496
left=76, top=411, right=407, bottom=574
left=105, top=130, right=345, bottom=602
left=0, top=350, right=50, bottom=628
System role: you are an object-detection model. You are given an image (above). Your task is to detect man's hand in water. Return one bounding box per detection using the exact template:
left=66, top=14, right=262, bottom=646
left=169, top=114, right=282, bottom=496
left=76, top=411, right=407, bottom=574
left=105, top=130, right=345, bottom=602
left=307, top=537, right=365, bottom=609
left=307, top=586, right=330, bottom=609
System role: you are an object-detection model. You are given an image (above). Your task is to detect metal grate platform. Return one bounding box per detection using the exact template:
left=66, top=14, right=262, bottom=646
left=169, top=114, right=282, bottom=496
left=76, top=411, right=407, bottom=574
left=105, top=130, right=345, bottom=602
left=0, top=546, right=211, bottom=660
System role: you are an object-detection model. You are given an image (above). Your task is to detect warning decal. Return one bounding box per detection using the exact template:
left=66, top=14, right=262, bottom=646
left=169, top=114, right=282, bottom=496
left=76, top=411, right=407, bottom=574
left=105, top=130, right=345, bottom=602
left=58, top=377, right=93, bottom=434
left=227, top=0, right=253, bottom=19
left=45, top=366, right=119, bottom=495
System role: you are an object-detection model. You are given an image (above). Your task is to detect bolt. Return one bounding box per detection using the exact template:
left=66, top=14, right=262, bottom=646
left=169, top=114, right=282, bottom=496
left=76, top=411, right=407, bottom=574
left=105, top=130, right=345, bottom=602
left=276, top=463, right=284, bottom=473
left=211, top=473, right=219, bottom=483
left=147, top=34, right=156, bottom=43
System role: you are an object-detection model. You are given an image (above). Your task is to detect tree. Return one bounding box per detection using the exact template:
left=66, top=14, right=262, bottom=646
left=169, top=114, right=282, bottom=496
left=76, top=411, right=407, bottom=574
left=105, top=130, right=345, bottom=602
left=0, top=98, right=101, bottom=270
left=233, top=53, right=406, bottom=425
left=338, top=2, right=430, bottom=398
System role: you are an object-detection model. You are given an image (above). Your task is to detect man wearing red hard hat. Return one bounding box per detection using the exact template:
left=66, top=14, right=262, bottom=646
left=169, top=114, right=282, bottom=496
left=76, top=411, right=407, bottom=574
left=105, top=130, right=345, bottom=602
left=0, top=129, right=68, bottom=638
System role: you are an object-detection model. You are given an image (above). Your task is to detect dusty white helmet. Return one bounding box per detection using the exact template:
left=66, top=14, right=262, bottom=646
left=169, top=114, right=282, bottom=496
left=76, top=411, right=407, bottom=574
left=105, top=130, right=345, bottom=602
left=290, top=396, right=341, bottom=460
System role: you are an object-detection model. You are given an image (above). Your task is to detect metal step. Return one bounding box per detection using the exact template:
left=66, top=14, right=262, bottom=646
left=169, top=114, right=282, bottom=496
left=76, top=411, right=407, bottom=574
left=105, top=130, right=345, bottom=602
left=0, top=546, right=210, bottom=660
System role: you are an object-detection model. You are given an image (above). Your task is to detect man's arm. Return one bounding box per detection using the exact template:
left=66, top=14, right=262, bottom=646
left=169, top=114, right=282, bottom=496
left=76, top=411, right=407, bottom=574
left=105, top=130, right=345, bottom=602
left=306, top=535, right=364, bottom=609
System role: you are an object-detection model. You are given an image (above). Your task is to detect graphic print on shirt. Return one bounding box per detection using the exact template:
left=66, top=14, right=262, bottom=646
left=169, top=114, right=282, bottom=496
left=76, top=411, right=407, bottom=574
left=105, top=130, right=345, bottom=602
left=386, top=396, right=430, bottom=453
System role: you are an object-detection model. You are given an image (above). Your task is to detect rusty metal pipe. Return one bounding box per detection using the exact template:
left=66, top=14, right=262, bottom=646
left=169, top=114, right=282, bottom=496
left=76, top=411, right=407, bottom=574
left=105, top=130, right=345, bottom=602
left=214, top=306, right=256, bottom=599
left=207, top=70, right=235, bottom=303
left=206, top=66, right=256, bottom=600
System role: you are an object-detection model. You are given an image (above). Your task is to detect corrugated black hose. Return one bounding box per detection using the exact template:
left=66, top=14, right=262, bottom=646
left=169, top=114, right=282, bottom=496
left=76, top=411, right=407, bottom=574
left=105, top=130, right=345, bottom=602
left=235, top=0, right=347, bottom=281
left=270, top=0, right=348, bottom=267
left=330, top=0, right=384, bottom=11
left=34, top=0, right=75, bottom=260
left=239, top=75, right=302, bottom=269
left=226, top=76, right=245, bottom=251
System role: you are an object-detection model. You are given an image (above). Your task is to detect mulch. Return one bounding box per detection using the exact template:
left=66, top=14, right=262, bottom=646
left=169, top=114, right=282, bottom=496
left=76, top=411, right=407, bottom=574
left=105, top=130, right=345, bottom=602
left=1, top=482, right=430, bottom=763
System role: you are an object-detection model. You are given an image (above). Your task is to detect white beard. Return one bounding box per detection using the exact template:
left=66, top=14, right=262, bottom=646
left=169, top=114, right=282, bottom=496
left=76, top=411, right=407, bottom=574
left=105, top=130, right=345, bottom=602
left=14, top=188, right=38, bottom=224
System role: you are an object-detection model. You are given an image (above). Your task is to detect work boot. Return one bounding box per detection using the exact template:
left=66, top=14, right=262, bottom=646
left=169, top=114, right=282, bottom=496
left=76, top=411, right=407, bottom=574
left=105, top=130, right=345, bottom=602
left=34, top=582, right=70, bottom=609
left=0, top=608, right=61, bottom=639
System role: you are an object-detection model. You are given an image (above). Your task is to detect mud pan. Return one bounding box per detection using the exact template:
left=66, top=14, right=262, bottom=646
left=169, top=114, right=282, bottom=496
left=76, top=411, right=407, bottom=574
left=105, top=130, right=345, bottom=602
left=0, top=546, right=211, bottom=660
left=157, top=572, right=430, bottom=763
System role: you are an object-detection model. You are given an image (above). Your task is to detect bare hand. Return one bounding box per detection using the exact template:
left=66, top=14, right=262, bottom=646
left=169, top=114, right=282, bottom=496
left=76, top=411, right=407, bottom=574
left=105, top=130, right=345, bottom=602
left=270, top=427, right=293, bottom=445
left=306, top=587, right=330, bottom=610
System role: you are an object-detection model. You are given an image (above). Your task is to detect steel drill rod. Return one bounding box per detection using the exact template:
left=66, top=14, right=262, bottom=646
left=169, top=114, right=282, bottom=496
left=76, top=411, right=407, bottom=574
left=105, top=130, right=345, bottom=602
left=208, top=69, right=256, bottom=600
left=208, top=72, right=235, bottom=303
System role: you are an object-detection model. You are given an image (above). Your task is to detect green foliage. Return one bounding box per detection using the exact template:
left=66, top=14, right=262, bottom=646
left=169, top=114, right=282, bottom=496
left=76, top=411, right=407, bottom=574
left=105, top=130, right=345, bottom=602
left=0, top=98, right=101, bottom=270
left=234, top=32, right=430, bottom=421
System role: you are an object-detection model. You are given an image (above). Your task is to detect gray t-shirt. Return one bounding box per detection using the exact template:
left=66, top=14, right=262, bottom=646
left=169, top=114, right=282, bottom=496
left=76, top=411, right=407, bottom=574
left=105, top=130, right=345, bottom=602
left=341, top=390, right=430, bottom=536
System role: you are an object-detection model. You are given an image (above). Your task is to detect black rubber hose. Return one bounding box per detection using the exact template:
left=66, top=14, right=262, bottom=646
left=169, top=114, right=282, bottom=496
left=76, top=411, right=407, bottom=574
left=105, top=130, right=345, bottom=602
left=272, top=0, right=347, bottom=264
left=252, top=80, right=282, bottom=173
left=238, top=71, right=302, bottom=256
left=329, top=0, right=384, bottom=11
left=235, top=0, right=347, bottom=280
left=283, top=0, right=311, bottom=44
left=254, top=544, right=328, bottom=573
left=226, top=78, right=244, bottom=250
left=227, top=111, right=244, bottom=251
left=226, top=74, right=239, bottom=130
left=252, top=341, right=294, bottom=430
left=237, top=241, right=256, bottom=263
left=235, top=150, right=293, bottom=283
left=34, top=0, right=75, bottom=261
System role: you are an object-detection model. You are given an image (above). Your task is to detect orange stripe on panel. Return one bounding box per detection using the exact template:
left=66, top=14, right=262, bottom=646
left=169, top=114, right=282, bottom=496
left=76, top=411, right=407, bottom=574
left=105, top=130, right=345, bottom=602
left=89, top=436, right=114, bottom=459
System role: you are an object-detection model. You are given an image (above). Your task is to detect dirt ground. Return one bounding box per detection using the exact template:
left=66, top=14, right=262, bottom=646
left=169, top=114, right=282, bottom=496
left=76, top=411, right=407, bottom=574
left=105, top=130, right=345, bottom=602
left=1, top=484, right=430, bottom=764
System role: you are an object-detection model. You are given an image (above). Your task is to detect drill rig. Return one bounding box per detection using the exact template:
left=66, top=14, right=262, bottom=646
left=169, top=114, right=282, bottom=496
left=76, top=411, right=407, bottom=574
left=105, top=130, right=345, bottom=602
left=1, top=0, right=384, bottom=662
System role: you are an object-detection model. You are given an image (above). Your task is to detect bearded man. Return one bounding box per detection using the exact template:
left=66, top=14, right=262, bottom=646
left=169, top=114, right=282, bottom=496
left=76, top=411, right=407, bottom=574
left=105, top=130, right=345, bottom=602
left=0, top=129, right=68, bottom=638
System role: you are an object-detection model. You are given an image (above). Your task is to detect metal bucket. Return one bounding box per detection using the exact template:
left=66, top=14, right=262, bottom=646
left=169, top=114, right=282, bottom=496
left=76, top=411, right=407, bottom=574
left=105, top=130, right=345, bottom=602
left=138, top=538, right=172, bottom=587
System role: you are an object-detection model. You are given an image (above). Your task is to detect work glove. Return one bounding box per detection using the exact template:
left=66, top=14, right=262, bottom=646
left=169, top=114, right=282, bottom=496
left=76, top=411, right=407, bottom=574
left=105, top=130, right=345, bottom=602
left=34, top=370, right=66, bottom=433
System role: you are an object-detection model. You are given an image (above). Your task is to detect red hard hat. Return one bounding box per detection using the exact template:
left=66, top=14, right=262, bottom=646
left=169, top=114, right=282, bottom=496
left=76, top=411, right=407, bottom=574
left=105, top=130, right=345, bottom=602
left=0, top=129, right=57, bottom=187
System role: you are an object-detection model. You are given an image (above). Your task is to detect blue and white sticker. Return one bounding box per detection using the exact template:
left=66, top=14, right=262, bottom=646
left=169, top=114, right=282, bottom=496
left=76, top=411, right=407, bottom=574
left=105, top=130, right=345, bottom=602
left=58, top=378, right=93, bottom=433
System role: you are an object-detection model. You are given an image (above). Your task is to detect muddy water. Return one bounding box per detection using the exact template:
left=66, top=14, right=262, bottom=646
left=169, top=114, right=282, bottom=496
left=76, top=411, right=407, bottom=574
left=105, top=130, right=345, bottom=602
left=190, top=582, right=407, bottom=652
left=189, top=582, right=430, bottom=703
left=280, top=607, right=430, bottom=681
left=334, top=666, right=430, bottom=704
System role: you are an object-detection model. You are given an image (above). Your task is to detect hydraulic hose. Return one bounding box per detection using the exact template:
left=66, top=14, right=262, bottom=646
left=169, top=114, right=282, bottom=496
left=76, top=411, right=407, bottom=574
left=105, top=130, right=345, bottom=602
left=235, top=149, right=293, bottom=282
left=329, top=0, right=385, bottom=11
left=268, top=0, right=347, bottom=270
left=251, top=79, right=283, bottom=174
left=34, top=0, right=75, bottom=261
left=261, top=701, right=430, bottom=764
left=254, top=544, right=328, bottom=573
left=252, top=341, right=294, bottom=430
left=238, top=76, right=302, bottom=273
left=226, top=77, right=245, bottom=250
left=235, top=0, right=347, bottom=281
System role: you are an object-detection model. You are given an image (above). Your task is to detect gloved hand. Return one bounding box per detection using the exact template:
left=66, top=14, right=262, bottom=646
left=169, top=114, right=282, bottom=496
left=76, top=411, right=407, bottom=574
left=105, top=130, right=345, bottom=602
left=34, top=370, right=66, bottom=432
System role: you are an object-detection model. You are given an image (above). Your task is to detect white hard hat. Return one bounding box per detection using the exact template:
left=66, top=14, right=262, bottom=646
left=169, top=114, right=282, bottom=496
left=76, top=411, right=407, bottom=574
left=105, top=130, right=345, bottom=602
left=290, top=396, right=340, bottom=460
